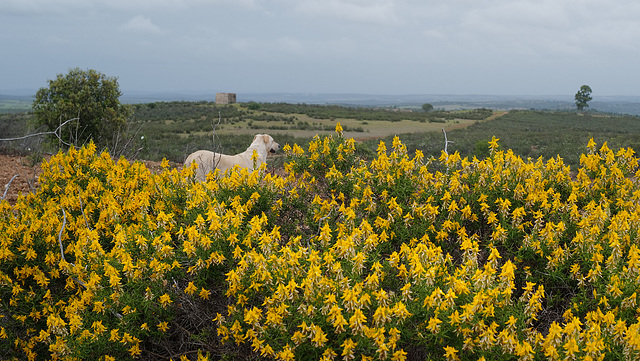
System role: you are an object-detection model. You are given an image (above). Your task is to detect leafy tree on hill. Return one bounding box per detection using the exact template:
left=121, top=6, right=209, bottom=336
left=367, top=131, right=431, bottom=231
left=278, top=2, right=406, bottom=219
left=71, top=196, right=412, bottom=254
left=574, top=85, right=593, bottom=111
left=422, top=103, right=434, bottom=112
left=33, top=68, right=132, bottom=149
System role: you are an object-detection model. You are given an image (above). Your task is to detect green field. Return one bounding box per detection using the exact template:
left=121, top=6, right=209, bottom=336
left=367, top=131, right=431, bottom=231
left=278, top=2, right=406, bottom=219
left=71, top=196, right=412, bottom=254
left=385, top=110, right=640, bottom=170
left=174, top=110, right=481, bottom=139
left=0, top=99, right=32, bottom=113
left=87, top=102, right=494, bottom=163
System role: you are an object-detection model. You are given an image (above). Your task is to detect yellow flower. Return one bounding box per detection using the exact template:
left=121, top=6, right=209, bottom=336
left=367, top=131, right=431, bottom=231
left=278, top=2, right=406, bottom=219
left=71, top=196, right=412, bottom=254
left=320, top=348, right=337, bottom=361
left=277, top=344, right=296, bottom=361
left=310, top=325, right=328, bottom=347
left=563, top=338, right=579, bottom=355
left=291, top=330, right=306, bottom=345
left=244, top=307, right=262, bottom=326
left=92, top=320, right=107, bottom=335
left=25, top=247, right=37, bottom=261
left=391, top=349, right=407, bottom=361
left=448, top=310, right=461, bottom=326
left=341, top=338, right=358, bottom=360
left=349, top=309, right=367, bottom=334
left=427, top=316, right=442, bottom=333
left=392, top=301, right=412, bottom=321
left=129, top=342, right=142, bottom=357
left=199, top=287, right=211, bottom=300
left=93, top=301, right=105, bottom=314
left=183, top=240, right=196, bottom=256
left=185, top=282, right=198, bottom=295
left=331, top=309, right=348, bottom=333
left=488, top=136, right=500, bottom=153
left=159, top=293, right=173, bottom=308
left=157, top=321, right=169, bottom=332
left=352, top=252, right=366, bottom=275
left=260, top=343, right=275, bottom=358
left=443, top=345, right=459, bottom=361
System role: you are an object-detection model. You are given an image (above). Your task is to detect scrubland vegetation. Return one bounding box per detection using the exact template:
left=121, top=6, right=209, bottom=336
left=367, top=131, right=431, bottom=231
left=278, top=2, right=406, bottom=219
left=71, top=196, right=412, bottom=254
left=2, top=101, right=640, bottom=360
left=1, top=121, right=640, bottom=360
left=3, top=101, right=639, bottom=170
left=389, top=110, right=640, bottom=170
left=125, top=101, right=488, bottom=163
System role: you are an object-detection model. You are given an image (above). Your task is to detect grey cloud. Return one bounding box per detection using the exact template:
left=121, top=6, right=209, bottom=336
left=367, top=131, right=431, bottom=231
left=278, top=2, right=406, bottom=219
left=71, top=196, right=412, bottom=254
left=121, top=15, right=162, bottom=34
left=294, top=0, right=400, bottom=25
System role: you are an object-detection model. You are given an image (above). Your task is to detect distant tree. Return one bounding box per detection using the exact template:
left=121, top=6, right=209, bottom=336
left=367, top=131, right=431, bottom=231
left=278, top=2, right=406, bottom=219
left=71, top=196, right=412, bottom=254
left=246, top=101, right=261, bottom=110
left=33, top=68, right=132, bottom=148
left=574, top=85, right=593, bottom=112
left=422, top=103, right=434, bottom=112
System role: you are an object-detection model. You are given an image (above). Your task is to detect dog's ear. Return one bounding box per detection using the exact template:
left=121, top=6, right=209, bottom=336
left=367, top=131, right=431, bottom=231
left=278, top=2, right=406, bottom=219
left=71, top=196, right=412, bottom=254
left=253, top=135, right=258, bottom=142
left=262, top=134, right=270, bottom=143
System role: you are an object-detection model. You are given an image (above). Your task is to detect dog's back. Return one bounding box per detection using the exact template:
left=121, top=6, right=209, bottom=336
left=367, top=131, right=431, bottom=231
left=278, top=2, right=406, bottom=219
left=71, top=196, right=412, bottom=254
left=184, top=134, right=279, bottom=181
left=184, top=150, right=220, bottom=181
left=184, top=150, right=255, bottom=181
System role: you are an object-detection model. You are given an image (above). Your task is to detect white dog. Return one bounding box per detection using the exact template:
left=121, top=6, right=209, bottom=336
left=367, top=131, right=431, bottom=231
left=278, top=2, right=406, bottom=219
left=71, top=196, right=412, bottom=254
left=184, top=134, right=279, bottom=181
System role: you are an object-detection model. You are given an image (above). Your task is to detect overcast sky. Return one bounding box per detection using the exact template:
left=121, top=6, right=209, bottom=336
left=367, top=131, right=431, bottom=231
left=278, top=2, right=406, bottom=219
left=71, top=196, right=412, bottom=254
left=1, top=0, right=639, bottom=96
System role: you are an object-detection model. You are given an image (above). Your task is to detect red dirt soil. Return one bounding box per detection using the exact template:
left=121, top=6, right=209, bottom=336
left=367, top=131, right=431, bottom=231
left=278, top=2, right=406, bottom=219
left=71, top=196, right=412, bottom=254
left=0, top=154, right=43, bottom=206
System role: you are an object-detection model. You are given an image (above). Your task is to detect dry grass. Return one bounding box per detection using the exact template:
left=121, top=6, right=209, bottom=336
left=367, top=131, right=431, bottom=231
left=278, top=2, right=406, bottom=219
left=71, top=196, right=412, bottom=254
left=209, top=112, right=492, bottom=140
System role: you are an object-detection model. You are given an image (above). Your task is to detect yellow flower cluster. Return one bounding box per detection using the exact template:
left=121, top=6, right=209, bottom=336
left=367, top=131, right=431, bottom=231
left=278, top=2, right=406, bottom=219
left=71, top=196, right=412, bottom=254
left=217, top=130, right=640, bottom=360
left=1, top=124, right=639, bottom=360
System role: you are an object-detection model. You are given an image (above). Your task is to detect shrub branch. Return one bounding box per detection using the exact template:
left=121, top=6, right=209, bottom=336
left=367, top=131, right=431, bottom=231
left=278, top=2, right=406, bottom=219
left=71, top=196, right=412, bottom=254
left=2, top=174, right=19, bottom=201
left=0, top=117, right=77, bottom=146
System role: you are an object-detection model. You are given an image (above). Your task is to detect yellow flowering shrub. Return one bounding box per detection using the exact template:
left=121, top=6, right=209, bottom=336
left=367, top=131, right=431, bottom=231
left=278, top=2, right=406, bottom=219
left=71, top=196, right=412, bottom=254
left=1, top=125, right=640, bottom=360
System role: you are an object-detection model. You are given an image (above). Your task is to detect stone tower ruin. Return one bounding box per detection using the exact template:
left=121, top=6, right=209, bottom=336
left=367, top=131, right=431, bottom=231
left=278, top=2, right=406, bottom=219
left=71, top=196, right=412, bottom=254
left=215, top=93, right=236, bottom=104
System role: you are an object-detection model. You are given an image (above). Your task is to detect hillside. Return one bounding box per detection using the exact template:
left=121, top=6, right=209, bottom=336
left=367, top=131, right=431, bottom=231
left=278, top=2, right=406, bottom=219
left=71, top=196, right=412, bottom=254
left=2, top=101, right=640, bottom=170
left=4, top=92, right=640, bottom=115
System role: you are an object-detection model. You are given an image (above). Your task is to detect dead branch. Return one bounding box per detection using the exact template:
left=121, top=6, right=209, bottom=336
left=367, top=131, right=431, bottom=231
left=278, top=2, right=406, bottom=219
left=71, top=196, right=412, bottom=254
left=78, top=193, right=90, bottom=229
left=57, top=208, right=88, bottom=289
left=58, top=208, right=68, bottom=263
left=212, top=110, right=222, bottom=169
left=212, top=111, right=221, bottom=146
left=2, top=174, right=19, bottom=201
left=108, top=121, right=144, bottom=159
left=442, top=128, right=453, bottom=155
left=0, top=117, right=77, bottom=146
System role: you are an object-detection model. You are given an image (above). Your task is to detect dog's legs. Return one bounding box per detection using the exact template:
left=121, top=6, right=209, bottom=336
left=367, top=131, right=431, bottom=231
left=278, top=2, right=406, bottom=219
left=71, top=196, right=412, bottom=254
left=198, top=154, right=217, bottom=181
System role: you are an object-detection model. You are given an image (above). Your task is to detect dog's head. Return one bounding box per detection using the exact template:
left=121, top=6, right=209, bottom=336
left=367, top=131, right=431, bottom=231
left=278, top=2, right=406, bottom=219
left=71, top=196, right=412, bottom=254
left=254, top=134, right=280, bottom=154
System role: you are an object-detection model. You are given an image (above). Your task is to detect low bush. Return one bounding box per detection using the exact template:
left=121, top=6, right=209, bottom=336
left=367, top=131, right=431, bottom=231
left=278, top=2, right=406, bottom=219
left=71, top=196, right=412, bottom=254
left=240, top=103, right=492, bottom=123
left=391, top=110, right=640, bottom=170
left=1, top=125, right=639, bottom=360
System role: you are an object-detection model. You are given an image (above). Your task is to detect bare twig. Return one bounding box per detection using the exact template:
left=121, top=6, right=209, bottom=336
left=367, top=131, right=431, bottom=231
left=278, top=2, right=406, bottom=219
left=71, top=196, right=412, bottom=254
left=0, top=118, right=76, bottom=146
left=442, top=128, right=453, bottom=155
left=108, top=121, right=144, bottom=159
left=2, top=174, right=19, bottom=201
left=212, top=111, right=221, bottom=146
left=78, top=193, right=90, bottom=229
left=144, top=350, right=171, bottom=360
left=71, top=112, right=81, bottom=148
left=212, top=111, right=222, bottom=169
left=58, top=208, right=87, bottom=288
left=58, top=208, right=68, bottom=263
